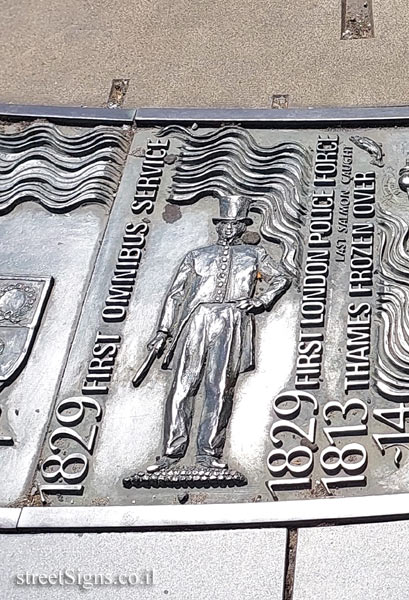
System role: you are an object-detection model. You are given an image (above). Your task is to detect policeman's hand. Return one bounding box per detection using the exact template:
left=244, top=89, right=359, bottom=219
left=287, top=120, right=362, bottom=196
left=236, top=298, right=264, bottom=313
left=147, top=331, right=168, bottom=352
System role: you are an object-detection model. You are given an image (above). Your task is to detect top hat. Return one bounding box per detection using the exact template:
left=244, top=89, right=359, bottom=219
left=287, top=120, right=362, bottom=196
left=212, top=195, right=253, bottom=225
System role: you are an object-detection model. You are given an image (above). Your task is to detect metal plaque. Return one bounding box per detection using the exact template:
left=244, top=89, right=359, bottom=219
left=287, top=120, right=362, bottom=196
left=3, top=109, right=409, bottom=519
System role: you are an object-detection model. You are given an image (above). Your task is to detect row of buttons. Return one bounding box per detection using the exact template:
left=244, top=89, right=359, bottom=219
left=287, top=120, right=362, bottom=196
left=216, top=245, right=230, bottom=301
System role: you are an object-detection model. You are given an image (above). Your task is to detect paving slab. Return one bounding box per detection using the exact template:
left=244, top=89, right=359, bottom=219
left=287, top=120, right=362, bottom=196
left=0, top=529, right=286, bottom=599
left=0, top=1, right=408, bottom=108
left=294, top=520, right=409, bottom=600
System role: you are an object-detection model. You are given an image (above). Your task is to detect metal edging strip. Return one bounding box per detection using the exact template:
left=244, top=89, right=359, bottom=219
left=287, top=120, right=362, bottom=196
left=0, top=493, right=406, bottom=532
left=0, top=103, right=136, bottom=125
left=0, top=508, right=22, bottom=531
left=2, top=103, right=409, bottom=128
left=134, top=105, right=409, bottom=128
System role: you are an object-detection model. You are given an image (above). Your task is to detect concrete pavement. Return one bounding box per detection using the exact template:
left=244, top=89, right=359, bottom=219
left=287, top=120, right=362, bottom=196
left=294, top=521, right=409, bottom=599
left=0, top=529, right=287, bottom=599
left=0, top=0, right=408, bottom=109
left=2, top=521, right=409, bottom=599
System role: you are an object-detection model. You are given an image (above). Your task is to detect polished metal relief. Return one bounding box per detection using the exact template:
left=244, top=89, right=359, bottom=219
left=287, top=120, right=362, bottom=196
left=0, top=275, right=52, bottom=444
left=125, top=195, right=290, bottom=489
left=0, top=122, right=130, bottom=214
left=160, top=125, right=311, bottom=276
left=4, top=115, right=409, bottom=510
left=0, top=276, right=53, bottom=382
left=122, top=128, right=309, bottom=489
left=350, top=135, right=384, bottom=168
left=375, top=208, right=409, bottom=399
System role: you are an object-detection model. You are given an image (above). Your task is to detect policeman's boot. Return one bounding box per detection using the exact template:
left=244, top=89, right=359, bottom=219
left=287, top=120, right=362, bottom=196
left=196, top=455, right=228, bottom=470
left=146, top=455, right=180, bottom=473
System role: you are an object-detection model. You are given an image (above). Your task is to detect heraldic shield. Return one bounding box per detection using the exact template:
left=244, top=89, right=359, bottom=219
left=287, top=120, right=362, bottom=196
left=0, top=275, right=53, bottom=387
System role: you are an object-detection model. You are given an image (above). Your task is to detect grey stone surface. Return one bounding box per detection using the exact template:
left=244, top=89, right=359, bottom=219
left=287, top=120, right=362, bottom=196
left=0, top=529, right=286, bottom=599
left=0, top=507, right=20, bottom=529
left=294, top=520, right=409, bottom=599
left=0, top=0, right=408, bottom=109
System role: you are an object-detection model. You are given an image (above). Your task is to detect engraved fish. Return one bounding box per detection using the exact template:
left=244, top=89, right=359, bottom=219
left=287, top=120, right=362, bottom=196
left=349, top=135, right=385, bottom=168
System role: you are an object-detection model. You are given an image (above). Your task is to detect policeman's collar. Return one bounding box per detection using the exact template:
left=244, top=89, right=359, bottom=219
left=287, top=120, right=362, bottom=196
left=217, top=238, right=243, bottom=246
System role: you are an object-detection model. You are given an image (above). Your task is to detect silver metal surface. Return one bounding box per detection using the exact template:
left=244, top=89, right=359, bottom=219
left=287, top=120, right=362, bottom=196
left=0, top=103, right=136, bottom=125
left=0, top=122, right=129, bottom=214
left=0, top=507, right=21, bottom=530
left=14, top=492, right=409, bottom=529
left=0, top=275, right=53, bottom=444
left=6, top=103, right=409, bottom=127
left=3, top=105, right=409, bottom=525
left=0, top=120, right=125, bottom=505
left=135, top=106, right=409, bottom=126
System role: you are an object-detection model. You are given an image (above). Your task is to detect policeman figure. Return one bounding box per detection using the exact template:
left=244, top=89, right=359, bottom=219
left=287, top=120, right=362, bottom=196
left=147, top=195, right=290, bottom=471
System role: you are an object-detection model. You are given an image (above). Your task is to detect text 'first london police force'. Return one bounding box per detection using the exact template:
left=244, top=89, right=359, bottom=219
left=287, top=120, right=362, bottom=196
left=294, top=136, right=375, bottom=392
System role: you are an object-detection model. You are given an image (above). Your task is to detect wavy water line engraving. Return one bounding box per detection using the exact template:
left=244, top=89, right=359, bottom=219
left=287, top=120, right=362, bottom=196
left=376, top=206, right=409, bottom=399
left=0, top=122, right=129, bottom=214
left=158, top=125, right=312, bottom=277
